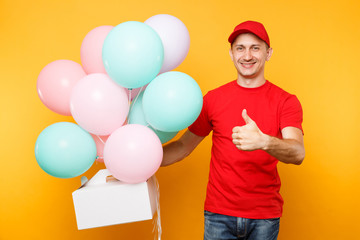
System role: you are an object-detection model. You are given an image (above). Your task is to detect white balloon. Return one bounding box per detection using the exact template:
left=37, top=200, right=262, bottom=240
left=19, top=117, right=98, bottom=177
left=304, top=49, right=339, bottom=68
left=145, top=14, right=190, bottom=73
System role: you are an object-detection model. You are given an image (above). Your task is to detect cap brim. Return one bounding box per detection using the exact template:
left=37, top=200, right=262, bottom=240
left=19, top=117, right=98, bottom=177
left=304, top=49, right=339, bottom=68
left=228, top=29, right=257, bottom=44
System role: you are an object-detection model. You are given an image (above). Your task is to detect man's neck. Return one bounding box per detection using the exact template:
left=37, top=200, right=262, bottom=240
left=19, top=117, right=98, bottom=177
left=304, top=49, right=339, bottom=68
left=236, top=75, right=266, bottom=88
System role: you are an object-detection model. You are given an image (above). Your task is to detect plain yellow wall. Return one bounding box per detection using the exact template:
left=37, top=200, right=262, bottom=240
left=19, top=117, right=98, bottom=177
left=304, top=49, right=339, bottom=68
left=1, top=0, right=360, bottom=239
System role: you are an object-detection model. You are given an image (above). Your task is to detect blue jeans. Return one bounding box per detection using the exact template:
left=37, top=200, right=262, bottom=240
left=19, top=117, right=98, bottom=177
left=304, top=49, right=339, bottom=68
left=204, top=211, right=280, bottom=240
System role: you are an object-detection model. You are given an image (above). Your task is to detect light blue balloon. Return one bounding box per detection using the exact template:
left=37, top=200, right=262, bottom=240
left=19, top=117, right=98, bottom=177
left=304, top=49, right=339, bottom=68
left=102, top=21, right=164, bottom=89
left=35, top=122, right=97, bottom=179
left=143, top=71, right=203, bottom=132
left=128, top=91, right=178, bottom=144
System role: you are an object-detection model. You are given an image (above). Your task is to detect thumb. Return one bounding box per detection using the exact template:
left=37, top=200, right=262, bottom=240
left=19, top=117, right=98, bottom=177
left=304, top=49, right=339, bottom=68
left=242, top=109, right=253, bottom=124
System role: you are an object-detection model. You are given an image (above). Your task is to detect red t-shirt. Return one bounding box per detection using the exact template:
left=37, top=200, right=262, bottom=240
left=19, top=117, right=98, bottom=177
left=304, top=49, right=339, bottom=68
left=188, top=80, right=303, bottom=219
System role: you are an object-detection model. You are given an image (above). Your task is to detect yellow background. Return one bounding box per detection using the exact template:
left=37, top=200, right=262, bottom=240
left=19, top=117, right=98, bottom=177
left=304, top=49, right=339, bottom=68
left=1, top=0, right=359, bottom=239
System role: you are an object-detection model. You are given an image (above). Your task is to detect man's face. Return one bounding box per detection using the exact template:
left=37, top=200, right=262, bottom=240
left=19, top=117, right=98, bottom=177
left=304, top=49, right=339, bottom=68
left=229, top=33, right=272, bottom=79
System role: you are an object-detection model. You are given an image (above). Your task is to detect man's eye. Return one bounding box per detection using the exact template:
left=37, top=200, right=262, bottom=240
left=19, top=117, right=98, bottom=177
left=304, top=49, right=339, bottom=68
left=237, top=47, right=243, bottom=51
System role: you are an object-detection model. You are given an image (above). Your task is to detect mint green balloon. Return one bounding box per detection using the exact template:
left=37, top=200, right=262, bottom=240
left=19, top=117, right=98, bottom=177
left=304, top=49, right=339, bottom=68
left=143, top=71, right=203, bottom=132
left=102, top=21, right=164, bottom=89
left=35, top=122, right=96, bottom=178
left=128, top=91, right=178, bottom=144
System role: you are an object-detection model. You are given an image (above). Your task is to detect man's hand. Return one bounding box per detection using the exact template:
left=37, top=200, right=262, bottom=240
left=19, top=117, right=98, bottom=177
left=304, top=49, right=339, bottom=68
left=232, top=109, right=305, bottom=165
left=232, top=109, right=268, bottom=151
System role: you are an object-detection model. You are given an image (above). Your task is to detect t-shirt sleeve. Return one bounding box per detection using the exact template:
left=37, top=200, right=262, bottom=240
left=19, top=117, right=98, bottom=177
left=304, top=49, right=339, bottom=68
left=188, top=93, right=213, bottom=137
left=280, top=95, right=304, bottom=134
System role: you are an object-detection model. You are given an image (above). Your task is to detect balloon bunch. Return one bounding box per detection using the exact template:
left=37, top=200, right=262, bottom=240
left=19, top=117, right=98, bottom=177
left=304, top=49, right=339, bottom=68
left=35, top=14, right=203, bottom=183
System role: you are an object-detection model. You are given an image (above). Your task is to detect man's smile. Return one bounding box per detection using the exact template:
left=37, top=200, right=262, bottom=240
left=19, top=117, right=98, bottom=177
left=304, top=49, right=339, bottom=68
left=240, top=62, right=256, bottom=68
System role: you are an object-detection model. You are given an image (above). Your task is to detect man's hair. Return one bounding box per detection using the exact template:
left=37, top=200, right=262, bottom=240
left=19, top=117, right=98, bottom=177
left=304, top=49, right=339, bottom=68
left=230, top=33, right=270, bottom=50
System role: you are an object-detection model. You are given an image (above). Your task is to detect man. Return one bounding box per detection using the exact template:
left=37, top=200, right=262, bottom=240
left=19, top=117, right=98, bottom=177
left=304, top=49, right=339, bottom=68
left=162, top=21, right=305, bottom=240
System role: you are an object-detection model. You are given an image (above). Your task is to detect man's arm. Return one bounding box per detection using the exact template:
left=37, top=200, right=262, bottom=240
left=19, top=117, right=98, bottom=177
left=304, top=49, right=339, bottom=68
left=232, top=109, right=305, bottom=165
left=262, top=126, right=304, bottom=165
left=161, top=130, right=205, bottom=166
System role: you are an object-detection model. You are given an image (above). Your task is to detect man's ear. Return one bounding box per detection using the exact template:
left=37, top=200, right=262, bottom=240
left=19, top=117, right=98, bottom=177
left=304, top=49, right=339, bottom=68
left=229, top=48, right=234, bottom=61
left=266, top=47, right=273, bottom=61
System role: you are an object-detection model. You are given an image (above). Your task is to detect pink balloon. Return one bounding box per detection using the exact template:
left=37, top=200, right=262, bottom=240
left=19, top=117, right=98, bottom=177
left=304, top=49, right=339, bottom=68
left=70, top=73, right=129, bottom=135
left=91, top=134, right=109, bottom=163
left=37, top=60, right=86, bottom=115
left=104, top=124, right=163, bottom=183
left=80, top=25, right=114, bottom=74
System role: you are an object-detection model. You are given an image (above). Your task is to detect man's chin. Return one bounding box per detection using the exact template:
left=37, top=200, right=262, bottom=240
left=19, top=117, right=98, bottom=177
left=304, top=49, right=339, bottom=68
left=239, top=72, right=257, bottom=79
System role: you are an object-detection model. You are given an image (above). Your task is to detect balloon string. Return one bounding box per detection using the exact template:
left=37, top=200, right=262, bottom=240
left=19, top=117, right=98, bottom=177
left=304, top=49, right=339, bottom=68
left=128, top=88, right=132, bottom=107
left=131, top=85, right=144, bottom=107
left=127, top=86, right=144, bottom=124
left=95, top=136, right=105, bottom=163
left=96, top=135, right=106, bottom=145
left=152, top=176, right=162, bottom=240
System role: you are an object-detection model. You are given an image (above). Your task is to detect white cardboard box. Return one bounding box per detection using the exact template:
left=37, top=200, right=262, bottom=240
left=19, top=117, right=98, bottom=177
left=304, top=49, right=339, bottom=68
left=72, top=169, right=157, bottom=230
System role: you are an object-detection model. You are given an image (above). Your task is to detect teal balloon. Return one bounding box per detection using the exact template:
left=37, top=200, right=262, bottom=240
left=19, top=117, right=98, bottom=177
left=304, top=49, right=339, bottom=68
left=35, top=122, right=97, bottom=178
left=102, top=21, right=164, bottom=89
left=143, top=71, right=203, bottom=132
left=128, top=91, right=178, bottom=144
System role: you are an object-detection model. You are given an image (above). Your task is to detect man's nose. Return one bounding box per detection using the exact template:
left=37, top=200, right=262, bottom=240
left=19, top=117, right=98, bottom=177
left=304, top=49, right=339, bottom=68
left=243, top=50, right=252, bottom=60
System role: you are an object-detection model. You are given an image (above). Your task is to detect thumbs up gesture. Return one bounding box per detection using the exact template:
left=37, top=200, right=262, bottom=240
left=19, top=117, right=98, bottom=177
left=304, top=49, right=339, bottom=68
left=232, top=109, right=267, bottom=151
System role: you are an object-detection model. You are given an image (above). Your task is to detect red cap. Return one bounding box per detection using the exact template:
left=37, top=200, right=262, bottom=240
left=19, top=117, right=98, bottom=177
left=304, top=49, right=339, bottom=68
left=228, top=21, right=270, bottom=47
